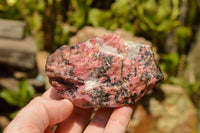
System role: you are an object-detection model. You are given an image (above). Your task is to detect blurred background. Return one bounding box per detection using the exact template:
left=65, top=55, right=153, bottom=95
left=0, top=0, right=199, bottom=132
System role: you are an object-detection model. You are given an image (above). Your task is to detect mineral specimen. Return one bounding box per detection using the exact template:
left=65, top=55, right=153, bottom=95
left=45, top=34, right=164, bottom=108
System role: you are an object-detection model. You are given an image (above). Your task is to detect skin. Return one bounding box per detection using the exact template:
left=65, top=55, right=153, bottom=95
left=4, top=87, right=135, bottom=133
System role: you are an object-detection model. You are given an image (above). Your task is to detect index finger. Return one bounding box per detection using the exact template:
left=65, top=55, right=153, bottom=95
left=104, top=105, right=135, bottom=133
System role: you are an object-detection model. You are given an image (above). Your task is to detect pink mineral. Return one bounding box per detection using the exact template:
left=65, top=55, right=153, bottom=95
left=45, top=34, right=164, bottom=108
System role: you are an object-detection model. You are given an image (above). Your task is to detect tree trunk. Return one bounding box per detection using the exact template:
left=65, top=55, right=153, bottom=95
left=42, top=0, right=57, bottom=52
left=61, top=0, right=70, bottom=22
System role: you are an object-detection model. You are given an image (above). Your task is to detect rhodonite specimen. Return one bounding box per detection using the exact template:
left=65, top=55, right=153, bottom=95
left=45, top=34, right=164, bottom=108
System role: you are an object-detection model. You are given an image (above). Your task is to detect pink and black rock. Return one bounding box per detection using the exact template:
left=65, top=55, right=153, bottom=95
left=45, top=34, right=164, bottom=108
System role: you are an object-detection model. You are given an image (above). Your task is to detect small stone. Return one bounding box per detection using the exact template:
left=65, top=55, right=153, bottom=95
left=0, top=115, right=10, bottom=129
left=45, top=34, right=164, bottom=108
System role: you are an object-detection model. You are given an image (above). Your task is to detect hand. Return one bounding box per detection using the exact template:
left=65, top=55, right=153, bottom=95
left=4, top=87, right=134, bottom=133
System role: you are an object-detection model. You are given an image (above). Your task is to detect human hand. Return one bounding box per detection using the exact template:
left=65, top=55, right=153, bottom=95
left=4, top=87, right=134, bottom=133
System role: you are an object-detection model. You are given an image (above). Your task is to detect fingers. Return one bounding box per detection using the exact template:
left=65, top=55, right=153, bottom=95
left=55, top=106, right=93, bottom=133
left=4, top=96, right=73, bottom=133
left=83, top=108, right=113, bottom=133
left=104, top=106, right=135, bottom=133
left=55, top=104, right=134, bottom=133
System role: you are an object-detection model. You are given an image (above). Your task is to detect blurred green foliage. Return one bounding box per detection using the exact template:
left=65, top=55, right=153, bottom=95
left=69, top=0, right=93, bottom=28
left=132, top=0, right=180, bottom=41
left=0, top=80, right=35, bottom=108
left=0, top=0, right=194, bottom=50
left=174, top=26, right=192, bottom=77
left=160, top=53, right=179, bottom=76
left=167, top=76, right=199, bottom=96
left=88, top=0, right=135, bottom=32
left=0, top=0, right=23, bottom=20
left=0, top=0, right=44, bottom=30
left=0, top=80, right=35, bottom=118
left=88, top=0, right=180, bottom=41
left=88, top=9, right=112, bottom=29
left=54, top=24, right=71, bottom=48
left=175, top=26, right=192, bottom=53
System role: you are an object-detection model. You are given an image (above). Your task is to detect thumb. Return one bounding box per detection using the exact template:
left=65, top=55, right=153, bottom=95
left=4, top=97, right=73, bottom=133
left=31, top=97, right=74, bottom=125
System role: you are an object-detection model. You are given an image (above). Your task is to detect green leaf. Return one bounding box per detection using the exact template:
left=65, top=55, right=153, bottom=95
left=160, top=53, right=179, bottom=75
left=161, top=53, right=179, bottom=67
left=18, top=80, right=27, bottom=107
left=174, top=26, right=192, bottom=51
left=171, top=0, right=180, bottom=20
left=70, top=0, right=93, bottom=28
left=0, top=89, right=19, bottom=106
left=0, top=79, right=35, bottom=108
left=134, top=0, right=181, bottom=37
left=18, top=80, right=35, bottom=107
left=88, top=8, right=112, bottom=28
left=9, top=110, right=19, bottom=119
